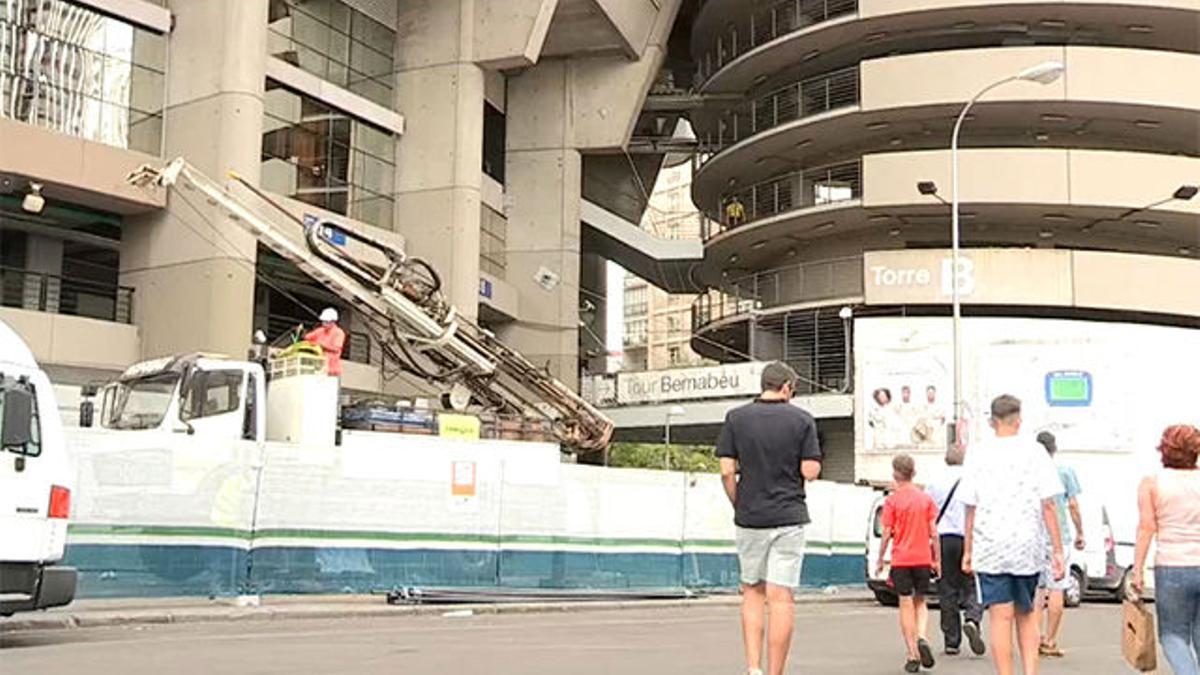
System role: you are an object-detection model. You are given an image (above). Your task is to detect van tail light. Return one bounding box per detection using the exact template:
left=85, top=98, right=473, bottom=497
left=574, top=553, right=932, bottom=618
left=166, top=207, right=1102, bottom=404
left=48, top=485, right=70, bottom=519
left=1104, top=523, right=1117, bottom=577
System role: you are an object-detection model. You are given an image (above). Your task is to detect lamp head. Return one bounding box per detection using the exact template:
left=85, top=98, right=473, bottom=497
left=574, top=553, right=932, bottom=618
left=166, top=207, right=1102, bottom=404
left=917, top=181, right=938, bottom=196
left=22, top=183, right=45, bottom=214
left=1016, top=61, right=1065, bottom=85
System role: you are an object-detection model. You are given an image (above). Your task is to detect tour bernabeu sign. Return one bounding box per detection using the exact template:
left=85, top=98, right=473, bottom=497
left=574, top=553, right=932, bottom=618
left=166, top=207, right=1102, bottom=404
left=614, top=362, right=767, bottom=405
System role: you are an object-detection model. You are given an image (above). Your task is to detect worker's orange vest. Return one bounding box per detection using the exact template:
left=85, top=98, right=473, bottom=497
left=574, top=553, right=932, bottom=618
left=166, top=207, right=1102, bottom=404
left=304, top=324, right=346, bottom=376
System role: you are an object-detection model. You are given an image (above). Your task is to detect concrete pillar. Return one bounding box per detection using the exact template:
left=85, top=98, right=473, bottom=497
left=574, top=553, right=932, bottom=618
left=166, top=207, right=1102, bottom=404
left=502, top=60, right=582, bottom=387
left=23, top=235, right=63, bottom=313
left=120, top=0, right=269, bottom=359
left=394, top=0, right=485, bottom=319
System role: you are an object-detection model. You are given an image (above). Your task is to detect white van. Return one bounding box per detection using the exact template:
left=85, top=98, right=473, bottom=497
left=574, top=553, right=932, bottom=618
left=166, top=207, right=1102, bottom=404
left=0, top=319, right=75, bottom=616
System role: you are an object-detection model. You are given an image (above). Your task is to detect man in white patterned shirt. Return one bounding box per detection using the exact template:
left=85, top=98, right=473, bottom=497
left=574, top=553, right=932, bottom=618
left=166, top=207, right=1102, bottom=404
left=960, top=395, right=1065, bottom=675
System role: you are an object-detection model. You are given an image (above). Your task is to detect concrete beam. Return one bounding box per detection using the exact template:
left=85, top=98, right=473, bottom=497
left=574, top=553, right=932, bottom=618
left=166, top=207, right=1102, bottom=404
left=590, top=0, right=658, bottom=59
left=474, top=0, right=559, bottom=69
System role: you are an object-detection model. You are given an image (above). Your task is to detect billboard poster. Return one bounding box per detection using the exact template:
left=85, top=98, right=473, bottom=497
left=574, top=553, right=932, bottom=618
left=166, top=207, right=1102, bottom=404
left=855, top=317, right=1200, bottom=458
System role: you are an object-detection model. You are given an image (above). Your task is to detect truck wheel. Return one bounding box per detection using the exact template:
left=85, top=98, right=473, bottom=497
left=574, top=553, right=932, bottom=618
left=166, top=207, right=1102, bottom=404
left=874, top=589, right=899, bottom=607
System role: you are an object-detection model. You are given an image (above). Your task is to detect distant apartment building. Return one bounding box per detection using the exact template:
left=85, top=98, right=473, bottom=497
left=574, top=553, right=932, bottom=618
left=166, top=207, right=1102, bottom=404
left=622, top=161, right=710, bottom=372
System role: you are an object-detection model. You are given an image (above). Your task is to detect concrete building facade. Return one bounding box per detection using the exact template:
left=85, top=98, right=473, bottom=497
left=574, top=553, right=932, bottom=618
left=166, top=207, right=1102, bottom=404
left=0, top=0, right=685, bottom=404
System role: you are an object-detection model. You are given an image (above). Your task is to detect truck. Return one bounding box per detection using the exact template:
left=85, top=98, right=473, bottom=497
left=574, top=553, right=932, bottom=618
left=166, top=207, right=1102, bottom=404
left=0, top=318, right=76, bottom=616
left=118, top=158, right=613, bottom=454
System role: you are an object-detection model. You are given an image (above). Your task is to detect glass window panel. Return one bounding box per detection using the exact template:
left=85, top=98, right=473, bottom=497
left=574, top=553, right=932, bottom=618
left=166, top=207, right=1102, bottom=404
left=293, top=0, right=331, bottom=22
left=296, top=44, right=330, bottom=81
left=353, top=15, right=395, bottom=50
left=292, top=10, right=330, bottom=52
left=132, top=29, right=166, bottom=72
left=352, top=192, right=393, bottom=229
left=329, top=3, right=352, bottom=33
left=330, top=117, right=351, bottom=145
left=263, top=86, right=302, bottom=123
left=129, top=64, right=163, bottom=114
left=102, top=54, right=133, bottom=108
left=348, top=78, right=391, bottom=108
left=328, top=29, right=350, bottom=64
left=300, top=95, right=332, bottom=119
left=356, top=124, right=393, bottom=159
left=326, top=191, right=348, bottom=215
left=327, top=62, right=349, bottom=89
left=355, top=152, right=392, bottom=194
left=128, top=111, right=161, bottom=155
left=350, top=43, right=391, bottom=78
left=96, top=16, right=135, bottom=60
left=328, top=141, right=351, bottom=182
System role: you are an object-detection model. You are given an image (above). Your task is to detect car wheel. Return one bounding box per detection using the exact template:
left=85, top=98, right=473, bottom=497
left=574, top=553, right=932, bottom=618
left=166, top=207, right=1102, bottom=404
left=874, top=589, right=899, bottom=607
left=1066, top=568, right=1084, bottom=608
left=1117, top=569, right=1135, bottom=602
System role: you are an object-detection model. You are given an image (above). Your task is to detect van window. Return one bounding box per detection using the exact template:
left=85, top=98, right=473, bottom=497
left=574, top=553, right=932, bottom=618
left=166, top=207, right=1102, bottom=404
left=181, top=370, right=243, bottom=420
left=872, top=505, right=883, bottom=538
left=0, top=377, right=41, bottom=457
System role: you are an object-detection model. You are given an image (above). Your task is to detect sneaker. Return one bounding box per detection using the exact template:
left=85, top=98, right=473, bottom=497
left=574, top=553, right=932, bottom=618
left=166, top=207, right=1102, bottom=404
left=963, top=621, right=986, bottom=656
left=944, top=647, right=960, bottom=656
left=904, top=658, right=921, bottom=673
left=917, top=639, right=936, bottom=669
left=747, top=670, right=764, bottom=675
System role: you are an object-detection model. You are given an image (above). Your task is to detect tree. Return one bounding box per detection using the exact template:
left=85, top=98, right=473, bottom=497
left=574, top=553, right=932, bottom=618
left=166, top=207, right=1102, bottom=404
left=606, top=442, right=719, bottom=472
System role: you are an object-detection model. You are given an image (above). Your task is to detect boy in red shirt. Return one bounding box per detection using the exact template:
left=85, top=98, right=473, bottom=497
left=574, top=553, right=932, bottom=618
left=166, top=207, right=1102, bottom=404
left=876, top=454, right=941, bottom=673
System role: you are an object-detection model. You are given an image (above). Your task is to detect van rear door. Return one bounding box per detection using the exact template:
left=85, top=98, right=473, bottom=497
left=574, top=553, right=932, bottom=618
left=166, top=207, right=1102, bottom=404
left=0, top=373, right=53, bottom=563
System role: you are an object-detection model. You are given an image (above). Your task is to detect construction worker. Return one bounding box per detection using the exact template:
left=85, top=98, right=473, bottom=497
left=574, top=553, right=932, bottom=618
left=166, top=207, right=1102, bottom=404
left=305, top=307, right=346, bottom=377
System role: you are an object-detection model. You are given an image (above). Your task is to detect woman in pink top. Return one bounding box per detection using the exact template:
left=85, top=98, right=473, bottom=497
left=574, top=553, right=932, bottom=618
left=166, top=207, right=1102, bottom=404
left=1133, top=425, right=1200, bottom=675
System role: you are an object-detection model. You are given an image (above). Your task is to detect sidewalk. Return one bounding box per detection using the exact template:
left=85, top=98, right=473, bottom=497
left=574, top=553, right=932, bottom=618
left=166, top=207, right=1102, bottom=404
left=0, top=587, right=873, bottom=633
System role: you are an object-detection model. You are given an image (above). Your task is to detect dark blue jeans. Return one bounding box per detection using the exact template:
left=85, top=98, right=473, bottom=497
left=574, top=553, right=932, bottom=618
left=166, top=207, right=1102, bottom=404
left=1155, top=566, right=1200, bottom=675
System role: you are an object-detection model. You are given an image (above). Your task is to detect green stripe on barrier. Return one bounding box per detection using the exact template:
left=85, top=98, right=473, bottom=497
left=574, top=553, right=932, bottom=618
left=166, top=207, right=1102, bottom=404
left=68, top=523, right=863, bottom=552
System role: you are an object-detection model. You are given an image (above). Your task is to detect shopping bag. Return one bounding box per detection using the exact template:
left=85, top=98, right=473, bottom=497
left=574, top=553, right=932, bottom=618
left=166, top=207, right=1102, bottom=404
left=1122, top=597, right=1157, bottom=672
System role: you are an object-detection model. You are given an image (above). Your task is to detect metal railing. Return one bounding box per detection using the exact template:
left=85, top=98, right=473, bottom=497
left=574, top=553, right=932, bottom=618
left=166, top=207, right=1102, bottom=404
left=707, top=159, right=862, bottom=239
left=691, top=256, right=863, bottom=333
left=701, top=66, right=860, bottom=157
left=0, top=267, right=133, bottom=324
left=696, top=0, right=859, bottom=84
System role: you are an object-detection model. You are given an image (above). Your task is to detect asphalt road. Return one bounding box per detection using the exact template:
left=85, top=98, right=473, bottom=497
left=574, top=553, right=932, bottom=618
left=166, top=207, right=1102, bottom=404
left=1, top=601, right=1128, bottom=674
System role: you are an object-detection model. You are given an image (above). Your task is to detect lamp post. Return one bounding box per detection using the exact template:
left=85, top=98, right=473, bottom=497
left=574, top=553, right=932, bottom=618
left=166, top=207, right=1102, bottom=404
left=664, top=404, right=686, bottom=469
left=942, top=60, right=1065, bottom=450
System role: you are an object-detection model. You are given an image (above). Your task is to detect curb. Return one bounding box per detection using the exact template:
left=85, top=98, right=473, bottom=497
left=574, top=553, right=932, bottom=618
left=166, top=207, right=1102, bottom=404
left=0, top=591, right=872, bottom=634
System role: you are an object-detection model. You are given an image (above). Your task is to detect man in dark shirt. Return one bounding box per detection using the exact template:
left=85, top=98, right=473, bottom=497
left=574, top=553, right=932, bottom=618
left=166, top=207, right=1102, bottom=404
left=718, top=361, right=823, bottom=675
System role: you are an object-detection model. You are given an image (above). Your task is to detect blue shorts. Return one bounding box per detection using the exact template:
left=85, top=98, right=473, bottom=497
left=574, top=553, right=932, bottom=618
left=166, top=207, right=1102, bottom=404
left=977, top=573, right=1040, bottom=613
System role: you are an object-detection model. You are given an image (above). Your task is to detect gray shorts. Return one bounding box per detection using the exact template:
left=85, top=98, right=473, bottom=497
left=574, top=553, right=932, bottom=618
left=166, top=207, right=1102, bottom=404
left=735, top=524, right=806, bottom=588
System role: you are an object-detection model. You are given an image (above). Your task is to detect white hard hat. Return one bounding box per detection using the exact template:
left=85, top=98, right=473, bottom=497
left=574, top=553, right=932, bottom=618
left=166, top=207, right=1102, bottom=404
left=319, top=307, right=339, bottom=322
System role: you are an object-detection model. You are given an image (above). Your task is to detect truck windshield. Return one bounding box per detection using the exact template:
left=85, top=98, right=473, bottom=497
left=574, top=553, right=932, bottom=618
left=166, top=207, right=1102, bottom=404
left=105, top=373, right=180, bottom=430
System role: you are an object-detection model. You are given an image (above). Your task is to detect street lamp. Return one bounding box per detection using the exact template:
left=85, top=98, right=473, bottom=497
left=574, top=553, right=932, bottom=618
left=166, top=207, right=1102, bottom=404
left=945, top=60, right=1065, bottom=450
left=664, top=404, right=686, bottom=469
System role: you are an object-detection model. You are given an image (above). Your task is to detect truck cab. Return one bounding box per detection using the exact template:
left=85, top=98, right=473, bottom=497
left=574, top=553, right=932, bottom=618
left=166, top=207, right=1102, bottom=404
left=95, top=354, right=266, bottom=444
left=0, top=319, right=76, bottom=616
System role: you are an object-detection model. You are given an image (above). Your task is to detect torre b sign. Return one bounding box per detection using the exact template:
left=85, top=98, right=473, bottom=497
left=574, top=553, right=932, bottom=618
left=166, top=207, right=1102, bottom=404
left=862, top=249, right=1072, bottom=306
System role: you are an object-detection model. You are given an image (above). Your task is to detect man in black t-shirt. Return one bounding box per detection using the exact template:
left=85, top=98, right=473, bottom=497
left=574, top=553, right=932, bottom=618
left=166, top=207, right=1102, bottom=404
left=718, top=361, right=823, bottom=675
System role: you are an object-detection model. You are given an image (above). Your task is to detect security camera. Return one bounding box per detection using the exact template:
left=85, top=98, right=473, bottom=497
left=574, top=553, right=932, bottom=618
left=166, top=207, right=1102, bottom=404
left=534, top=266, right=560, bottom=291
left=22, top=183, right=44, bottom=214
